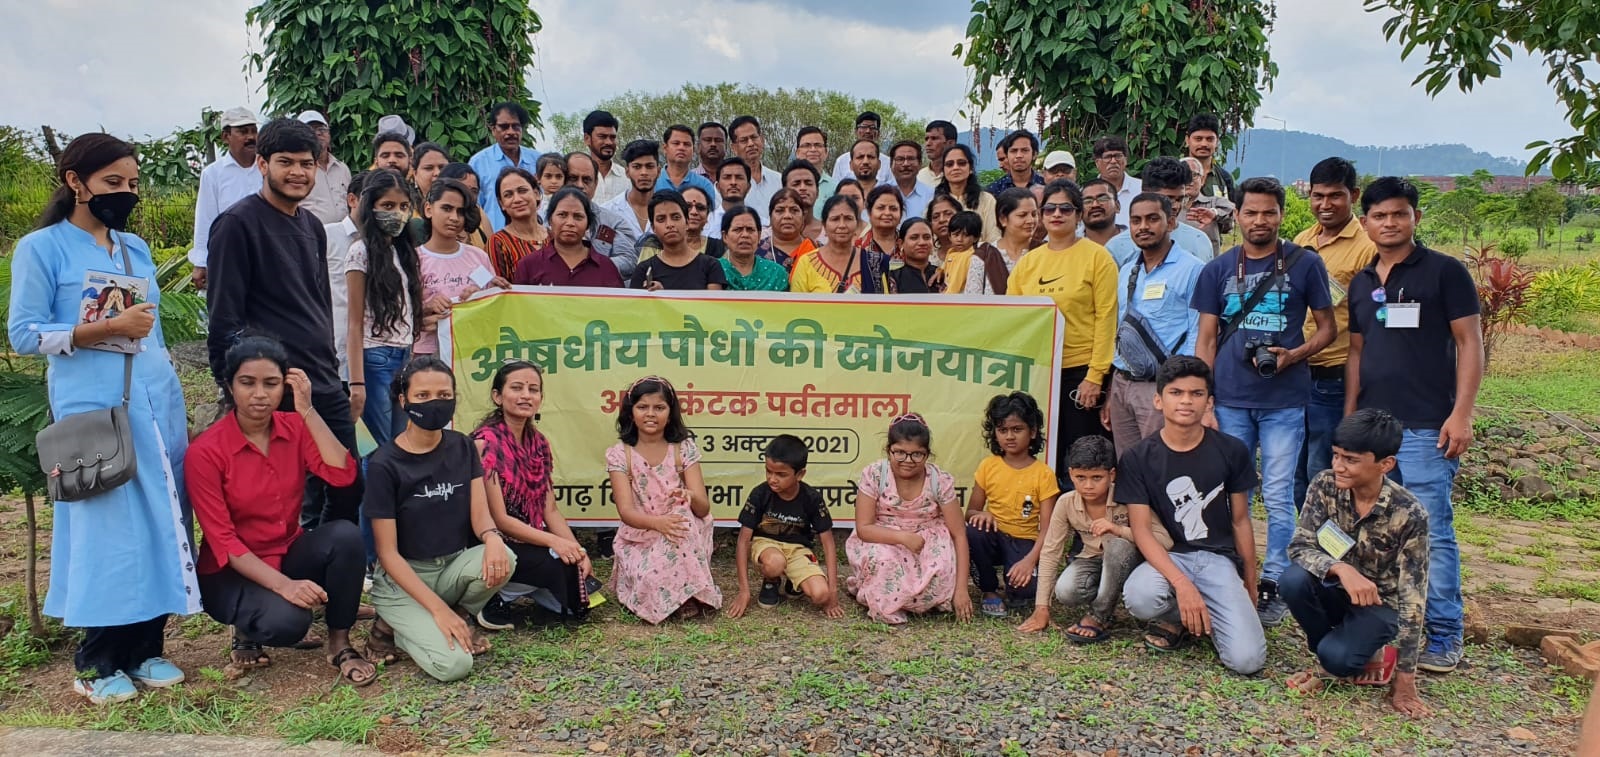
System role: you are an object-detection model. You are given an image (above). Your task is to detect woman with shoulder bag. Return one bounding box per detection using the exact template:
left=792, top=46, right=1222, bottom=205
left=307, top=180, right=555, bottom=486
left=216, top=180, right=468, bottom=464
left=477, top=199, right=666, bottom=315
left=6, top=133, right=198, bottom=704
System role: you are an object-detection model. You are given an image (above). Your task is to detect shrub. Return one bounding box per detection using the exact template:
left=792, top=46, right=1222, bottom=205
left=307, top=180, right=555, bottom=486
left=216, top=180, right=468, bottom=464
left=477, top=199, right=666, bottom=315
left=1527, top=262, right=1600, bottom=330
left=1498, top=230, right=1532, bottom=258
left=1571, top=212, right=1600, bottom=230
left=1282, top=189, right=1315, bottom=240
left=1467, top=243, right=1534, bottom=365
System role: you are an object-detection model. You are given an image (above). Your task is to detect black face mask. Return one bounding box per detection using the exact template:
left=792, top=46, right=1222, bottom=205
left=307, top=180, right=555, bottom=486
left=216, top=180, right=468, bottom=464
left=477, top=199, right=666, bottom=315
left=85, top=191, right=140, bottom=231
left=405, top=398, right=456, bottom=431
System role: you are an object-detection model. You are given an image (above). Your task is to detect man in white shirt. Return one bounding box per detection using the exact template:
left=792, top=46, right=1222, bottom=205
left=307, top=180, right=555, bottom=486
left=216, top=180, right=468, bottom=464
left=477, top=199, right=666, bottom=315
left=919, top=120, right=957, bottom=187
left=603, top=139, right=661, bottom=235
left=888, top=140, right=934, bottom=219
left=729, top=116, right=780, bottom=224
left=1092, top=136, right=1142, bottom=228
left=189, top=106, right=262, bottom=290
left=323, top=170, right=369, bottom=384
left=296, top=110, right=352, bottom=225
left=794, top=126, right=836, bottom=202
left=584, top=111, right=627, bottom=202
left=831, top=111, right=892, bottom=186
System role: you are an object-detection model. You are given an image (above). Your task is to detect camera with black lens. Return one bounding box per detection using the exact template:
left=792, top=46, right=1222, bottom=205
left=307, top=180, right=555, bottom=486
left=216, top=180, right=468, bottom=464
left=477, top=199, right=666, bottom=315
left=1243, top=334, right=1279, bottom=378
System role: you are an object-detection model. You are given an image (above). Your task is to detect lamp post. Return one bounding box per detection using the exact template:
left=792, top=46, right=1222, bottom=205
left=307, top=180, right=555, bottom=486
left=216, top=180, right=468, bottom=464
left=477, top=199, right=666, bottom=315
left=1259, top=114, right=1287, bottom=180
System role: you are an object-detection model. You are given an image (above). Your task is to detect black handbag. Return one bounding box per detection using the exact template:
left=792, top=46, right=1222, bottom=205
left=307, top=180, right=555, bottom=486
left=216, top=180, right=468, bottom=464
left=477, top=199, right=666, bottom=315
left=35, top=241, right=140, bottom=502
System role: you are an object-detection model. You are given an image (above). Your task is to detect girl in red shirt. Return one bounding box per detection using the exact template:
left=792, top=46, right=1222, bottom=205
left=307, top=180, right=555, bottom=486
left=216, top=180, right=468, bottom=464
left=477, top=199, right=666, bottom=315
left=186, top=336, right=375, bottom=686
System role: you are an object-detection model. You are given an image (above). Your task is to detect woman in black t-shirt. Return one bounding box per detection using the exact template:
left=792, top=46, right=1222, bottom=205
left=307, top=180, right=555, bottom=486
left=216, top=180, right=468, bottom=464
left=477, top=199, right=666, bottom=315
left=364, top=357, right=515, bottom=682
left=630, top=191, right=728, bottom=291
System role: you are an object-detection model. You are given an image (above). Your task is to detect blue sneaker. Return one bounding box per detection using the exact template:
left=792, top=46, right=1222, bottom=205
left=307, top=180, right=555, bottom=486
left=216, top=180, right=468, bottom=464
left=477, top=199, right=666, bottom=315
left=1417, top=635, right=1463, bottom=673
left=128, top=657, right=185, bottom=688
left=73, top=671, right=138, bottom=704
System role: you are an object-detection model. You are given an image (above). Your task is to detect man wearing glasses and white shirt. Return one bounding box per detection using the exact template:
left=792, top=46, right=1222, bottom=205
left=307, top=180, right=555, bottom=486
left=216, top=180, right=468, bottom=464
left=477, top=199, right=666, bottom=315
left=189, top=106, right=262, bottom=291
left=1092, top=136, right=1142, bottom=228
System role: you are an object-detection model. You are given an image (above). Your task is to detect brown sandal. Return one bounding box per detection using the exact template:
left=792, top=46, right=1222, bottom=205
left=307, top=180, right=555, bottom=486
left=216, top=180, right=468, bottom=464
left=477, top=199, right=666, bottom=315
left=330, top=647, right=378, bottom=687
left=365, top=620, right=400, bottom=664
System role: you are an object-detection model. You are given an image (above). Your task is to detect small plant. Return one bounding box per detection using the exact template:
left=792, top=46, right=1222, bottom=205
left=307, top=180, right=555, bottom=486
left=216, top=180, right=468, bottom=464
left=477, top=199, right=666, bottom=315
left=1498, top=231, right=1532, bottom=258
left=1467, top=243, right=1535, bottom=365
left=1526, top=262, right=1600, bottom=331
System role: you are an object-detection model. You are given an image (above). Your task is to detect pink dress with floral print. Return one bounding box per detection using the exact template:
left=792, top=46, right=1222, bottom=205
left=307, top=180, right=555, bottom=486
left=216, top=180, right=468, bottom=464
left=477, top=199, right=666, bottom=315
left=845, top=460, right=959, bottom=624
left=606, top=439, right=721, bottom=624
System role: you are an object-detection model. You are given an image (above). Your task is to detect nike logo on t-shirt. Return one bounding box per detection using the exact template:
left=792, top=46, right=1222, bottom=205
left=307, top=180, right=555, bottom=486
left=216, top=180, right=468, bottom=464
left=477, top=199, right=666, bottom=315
left=1039, top=275, right=1064, bottom=286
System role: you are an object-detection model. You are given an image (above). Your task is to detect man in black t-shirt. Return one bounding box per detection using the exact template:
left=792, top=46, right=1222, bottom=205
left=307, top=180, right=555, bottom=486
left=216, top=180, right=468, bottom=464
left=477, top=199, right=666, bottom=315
left=726, top=435, right=843, bottom=618
left=1120, top=357, right=1267, bottom=675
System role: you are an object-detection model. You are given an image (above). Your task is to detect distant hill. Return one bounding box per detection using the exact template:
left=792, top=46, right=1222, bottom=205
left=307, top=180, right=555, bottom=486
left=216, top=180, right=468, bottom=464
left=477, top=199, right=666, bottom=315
left=956, top=127, right=1539, bottom=179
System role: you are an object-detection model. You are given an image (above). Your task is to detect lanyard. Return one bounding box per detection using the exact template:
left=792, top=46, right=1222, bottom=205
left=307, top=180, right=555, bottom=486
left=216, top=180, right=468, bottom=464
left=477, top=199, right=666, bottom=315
left=1235, top=241, right=1284, bottom=294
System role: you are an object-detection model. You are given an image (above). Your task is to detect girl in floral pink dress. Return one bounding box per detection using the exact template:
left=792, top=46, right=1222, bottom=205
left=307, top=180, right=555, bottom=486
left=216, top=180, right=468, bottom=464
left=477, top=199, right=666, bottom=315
left=846, top=414, right=975, bottom=624
left=605, top=376, right=721, bottom=623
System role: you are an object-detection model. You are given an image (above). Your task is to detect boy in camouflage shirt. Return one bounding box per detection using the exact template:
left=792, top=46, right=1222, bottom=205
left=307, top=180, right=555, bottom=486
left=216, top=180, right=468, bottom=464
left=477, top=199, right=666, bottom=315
left=1282, top=409, right=1431, bottom=717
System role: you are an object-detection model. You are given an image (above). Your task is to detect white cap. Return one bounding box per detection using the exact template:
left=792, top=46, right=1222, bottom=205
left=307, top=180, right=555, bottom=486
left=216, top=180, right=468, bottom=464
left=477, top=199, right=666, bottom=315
left=376, top=114, right=415, bottom=145
left=220, top=107, right=258, bottom=128
left=1042, top=150, right=1076, bottom=169
left=296, top=110, right=328, bottom=126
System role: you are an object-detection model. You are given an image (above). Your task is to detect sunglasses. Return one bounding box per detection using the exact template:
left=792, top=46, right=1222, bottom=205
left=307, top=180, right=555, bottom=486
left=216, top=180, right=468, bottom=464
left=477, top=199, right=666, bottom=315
left=1041, top=203, right=1078, bottom=216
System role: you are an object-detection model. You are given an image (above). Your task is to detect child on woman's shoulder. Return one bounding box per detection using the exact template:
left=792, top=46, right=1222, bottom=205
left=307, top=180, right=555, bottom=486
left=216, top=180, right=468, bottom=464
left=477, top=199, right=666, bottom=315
left=726, top=435, right=843, bottom=619
left=966, top=392, right=1060, bottom=617
left=605, top=376, right=721, bottom=624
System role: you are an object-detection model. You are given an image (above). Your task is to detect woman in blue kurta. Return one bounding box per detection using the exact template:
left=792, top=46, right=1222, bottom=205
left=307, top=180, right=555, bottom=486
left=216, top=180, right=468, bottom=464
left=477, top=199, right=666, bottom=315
left=6, top=134, right=199, bottom=704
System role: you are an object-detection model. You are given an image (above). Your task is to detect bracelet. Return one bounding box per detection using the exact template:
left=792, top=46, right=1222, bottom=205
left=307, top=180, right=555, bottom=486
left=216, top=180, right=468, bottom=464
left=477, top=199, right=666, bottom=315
left=478, top=528, right=503, bottom=541
left=348, top=381, right=365, bottom=386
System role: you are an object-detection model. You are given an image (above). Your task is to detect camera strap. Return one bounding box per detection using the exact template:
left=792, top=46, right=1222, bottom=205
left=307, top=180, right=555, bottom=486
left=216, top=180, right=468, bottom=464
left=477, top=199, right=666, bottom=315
left=1218, top=245, right=1307, bottom=350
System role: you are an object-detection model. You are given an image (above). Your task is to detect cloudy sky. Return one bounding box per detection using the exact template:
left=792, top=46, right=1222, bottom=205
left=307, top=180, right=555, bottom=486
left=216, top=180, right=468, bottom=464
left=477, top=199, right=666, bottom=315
left=1, top=0, right=1569, bottom=163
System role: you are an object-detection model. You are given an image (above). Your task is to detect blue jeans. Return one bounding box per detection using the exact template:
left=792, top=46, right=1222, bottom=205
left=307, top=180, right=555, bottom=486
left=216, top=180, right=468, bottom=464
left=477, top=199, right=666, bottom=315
left=1390, top=429, right=1462, bottom=642
left=1215, top=405, right=1306, bottom=584
left=360, top=346, right=409, bottom=447
left=1294, top=377, right=1346, bottom=509
left=1125, top=551, right=1267, bottom=675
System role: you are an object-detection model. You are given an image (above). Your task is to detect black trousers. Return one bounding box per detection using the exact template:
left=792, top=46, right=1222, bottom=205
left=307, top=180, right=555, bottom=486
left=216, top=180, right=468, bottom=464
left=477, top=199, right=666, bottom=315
left=75, top=615, right=168, bottom=679
left=1056, top=364, right=1111, bottom=475
left=289, top=388, right=363, bottom=527
left=508, top=542, right=587, bottom=617
left=198, top=520, right=366, bottom=646
left=1280, top=564, right=1401, bottom=677
left=966, top=526, right=1037, bottom=601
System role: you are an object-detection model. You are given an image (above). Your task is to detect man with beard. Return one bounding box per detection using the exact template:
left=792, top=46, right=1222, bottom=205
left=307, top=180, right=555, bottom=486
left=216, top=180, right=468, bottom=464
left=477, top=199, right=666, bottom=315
left=1107, top=157, right=1219, bottom=266
left=920, top=120, right=957, bottom=187
left=1080, top=178, right=1123, bottom=247
left=565, top=152, right=640, bottom=279
left=296, top=110, right=351, bottom=224
left=584, top=110, right=627, bottom=202
left=888, top=140, right=934, bottom=219
left=729, top=116, right=779, bottom=224
left=189, top=106, right=261, bottom=290
left=604, top=139, right=662, bottom=235
left=831, top=111, right=893, bottom=187
left=693, top=121, right=727, bottom=181
left=1186, top=114, right=1236, bottom=220
left=371, top=132, right=411, bottom=174
left=1103, top=193, right=1205, bottom=456
left=1192, top=177, right=1335, bottom=632
left=717, top=157, right=752, bottom=211
left=795, top=127, right=835, bottom=204
left=986, top=129, right=1044, bottom=194
left=849, top=139, right=883, bottom=197
left=1092, top=137, right=1142, bottom=228
left=469, top=101, right=541, bottom=232
left=206, top=118, right=361, bottom=526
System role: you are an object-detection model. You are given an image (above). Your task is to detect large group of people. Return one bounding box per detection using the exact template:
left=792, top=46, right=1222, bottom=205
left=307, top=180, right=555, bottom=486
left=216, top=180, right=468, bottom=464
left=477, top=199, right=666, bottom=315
left=7, top=100, right=1482, bottom=720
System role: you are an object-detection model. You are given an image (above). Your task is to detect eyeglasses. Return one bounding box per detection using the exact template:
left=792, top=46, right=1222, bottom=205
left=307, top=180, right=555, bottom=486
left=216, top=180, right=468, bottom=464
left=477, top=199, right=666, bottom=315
left=685, top=202, right=708, bottom=211
left=493, top=122, right=523, bottom=132
left=857, top=124, right=881, bottom=133
left=1041, top=203, right=1078, bottom=216
left=1083, top=194, right=1116, bottom=206
left=734, top=134, right=762, bottom=146
left=1096, top=153, right=1127, bottom=163
left=888, top=449, right=929, bottom=463
left=308, top=125, right=330, bottom=135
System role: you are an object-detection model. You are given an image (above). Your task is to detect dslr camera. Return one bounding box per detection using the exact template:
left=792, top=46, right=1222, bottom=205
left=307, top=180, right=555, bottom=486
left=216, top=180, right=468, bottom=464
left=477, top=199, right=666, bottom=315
left=1242, top=334, right=1279, bottom=378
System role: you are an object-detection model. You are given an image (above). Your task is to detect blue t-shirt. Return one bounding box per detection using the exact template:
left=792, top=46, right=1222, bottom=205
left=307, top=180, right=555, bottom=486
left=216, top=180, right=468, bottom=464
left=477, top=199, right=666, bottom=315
left=1191, top=241, right=1332, bottom=409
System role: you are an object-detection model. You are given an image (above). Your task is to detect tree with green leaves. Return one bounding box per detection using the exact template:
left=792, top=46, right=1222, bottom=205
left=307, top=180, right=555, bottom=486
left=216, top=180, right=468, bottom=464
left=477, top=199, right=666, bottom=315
left=1365, top=0, right=1600, bottom=183
left=957, top=0, right=1277, bottom=170
left=546, top=83, right=922, bottom=173
left=1517, top=183, right=1568, bottom=248
left=246, top=0, right=542, bottom=162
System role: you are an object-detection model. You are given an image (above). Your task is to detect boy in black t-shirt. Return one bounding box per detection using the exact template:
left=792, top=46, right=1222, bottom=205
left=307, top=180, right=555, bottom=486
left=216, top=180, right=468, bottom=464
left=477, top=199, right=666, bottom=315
left=726, top=435, right=844, bottom=618
left=1119, top=356, right=1267, bottom=675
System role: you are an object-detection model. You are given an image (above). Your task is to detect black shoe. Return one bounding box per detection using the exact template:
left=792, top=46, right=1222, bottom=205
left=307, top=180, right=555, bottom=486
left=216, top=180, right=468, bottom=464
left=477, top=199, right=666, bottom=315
left=758, top=580, right=783, bottom=608
left=594, top=530, right=616, bottom=560
left=1256, top=579, right=1289, bottom=627
left=476, top=595, right=518, bottom=631
left=781, top=578, right=805, bottom=598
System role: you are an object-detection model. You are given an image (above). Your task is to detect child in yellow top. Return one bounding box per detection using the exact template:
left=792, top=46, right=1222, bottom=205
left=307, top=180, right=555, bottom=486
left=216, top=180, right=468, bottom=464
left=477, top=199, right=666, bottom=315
left=966, top=392, right=1061, bottom=617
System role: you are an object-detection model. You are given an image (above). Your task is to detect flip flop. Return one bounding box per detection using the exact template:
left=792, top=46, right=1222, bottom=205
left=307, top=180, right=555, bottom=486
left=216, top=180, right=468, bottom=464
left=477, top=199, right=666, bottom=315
left=1065, top=620, right=1111, bottom=644
left=1142, top=622, right=1191, bottom=653
left=1351, top=646, right=1398, bottom=687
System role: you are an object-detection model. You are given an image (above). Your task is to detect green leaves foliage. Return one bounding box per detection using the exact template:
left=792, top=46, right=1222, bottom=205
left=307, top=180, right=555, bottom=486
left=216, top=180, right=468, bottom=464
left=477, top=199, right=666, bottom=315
left=960, top=0, right=1277, bottom=170
left=546, top=83, right=925, bottom=173
left=246, top=0, right=543, bottom=164
left=1366, top=0, right=1600, bottom=183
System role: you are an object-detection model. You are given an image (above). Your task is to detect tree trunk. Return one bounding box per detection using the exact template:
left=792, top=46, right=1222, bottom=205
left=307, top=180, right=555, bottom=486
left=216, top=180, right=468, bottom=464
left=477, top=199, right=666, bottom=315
left=1537, top=226, right=1547, bottom=248
left=40, top=126, right=63, bottom=165
left=23, top=490, right=43, bottom=638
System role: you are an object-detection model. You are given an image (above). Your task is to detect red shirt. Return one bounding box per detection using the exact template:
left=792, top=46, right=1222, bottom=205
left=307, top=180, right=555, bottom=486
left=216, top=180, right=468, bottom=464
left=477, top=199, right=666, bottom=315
left=186, top=411, right=357, bottom=574
left=511, top=241, right=624, bottom=287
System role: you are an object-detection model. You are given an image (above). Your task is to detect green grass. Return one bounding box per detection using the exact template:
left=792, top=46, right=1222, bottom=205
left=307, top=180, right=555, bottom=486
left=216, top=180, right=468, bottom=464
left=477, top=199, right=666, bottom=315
left=1480, top=346, right=1600, bottom=415
left=1537, top=578, right=1600, bottom=603
left=276, top=688, right=381, bottom=745
left=1485, top=550, right=1528, bottom=566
